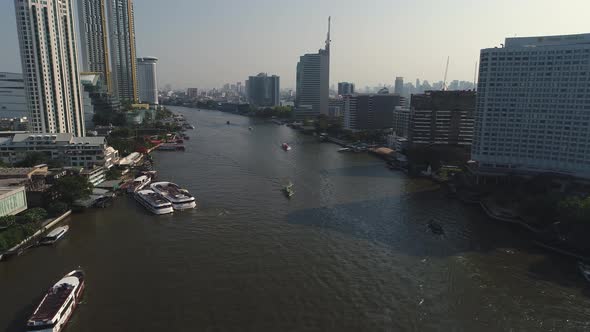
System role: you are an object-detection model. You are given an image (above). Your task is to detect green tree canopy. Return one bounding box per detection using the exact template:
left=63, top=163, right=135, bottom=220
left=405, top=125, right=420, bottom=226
left=50, top=176, right=93, bottom=205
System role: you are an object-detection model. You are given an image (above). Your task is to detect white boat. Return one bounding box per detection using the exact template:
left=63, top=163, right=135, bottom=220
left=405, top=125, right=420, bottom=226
left=27, top=270, right=85, bottom=332
left=39, top=226, right=69, bottom=246
left=579, top=262, right=590, bottom=282
left=134, top=190, right=174, bottom=215
left=337, top=148, right=350, bottom=152
left=127, top=175, right=152, bottom=193
left=281, top=143, right=292, bottom=151
left=150, top=182, right=196, bottom=210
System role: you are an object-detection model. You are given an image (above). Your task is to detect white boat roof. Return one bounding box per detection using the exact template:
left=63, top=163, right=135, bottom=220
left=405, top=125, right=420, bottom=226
left=134, top=175, right=149, bottom=182
left=55, top=276, right=79, bottom=288
left=45, top=226, right=68, bottom=237
left=137, top=189, right=156, bottom=195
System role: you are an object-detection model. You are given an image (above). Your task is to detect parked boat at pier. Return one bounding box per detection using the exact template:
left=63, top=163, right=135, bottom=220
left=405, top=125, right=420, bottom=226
left=151, top=182, right=197, bottom=210
left=134, top=190, right=174, bottom=215
left=26, top=270, right=85, bottom=332
left=38, top=226, right=69, bottom=246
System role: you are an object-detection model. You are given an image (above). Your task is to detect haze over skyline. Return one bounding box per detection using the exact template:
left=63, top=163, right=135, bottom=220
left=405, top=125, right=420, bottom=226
left=1, top=0, right=590, bottom=90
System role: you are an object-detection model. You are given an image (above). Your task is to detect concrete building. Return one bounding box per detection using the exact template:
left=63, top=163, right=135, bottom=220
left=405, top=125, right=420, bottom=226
left=328, top=97, right=344, bottom=118
left=0, top=72, right=27, bottom=118
left=80, top=73, right=120, bottom=130
left=246, top=73, right=280, bottom=107
left=343, top=93, right=406, bottom=131
left=337, top=82, right=355, bottom=96
left=393, top=107, right=411, bottom=137
left=0, top=187, right=27, bottom=217
left=295, top=17, right=331, bottom=119
left=409, top=90, right=476, bottom=146
left=137, top=57, right=159, bottom=106
left=474, top=33, right=590, bottom=178
left=14, top=0, right=85, bottom=137
left=107, top=0, right=138, bottom=102
left=0, top=133, right=118, bottom=169
left=77, top=0, right=112, bottom=93
left=394, top=77, right=404, bottom=95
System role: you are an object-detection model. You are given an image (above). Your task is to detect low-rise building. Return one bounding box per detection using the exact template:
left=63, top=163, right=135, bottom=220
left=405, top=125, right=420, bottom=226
left=80, top=167, right=107, bottom=187
left=0, top=134, right=118, bottom=169
left=0, top=186, right=27, bottom=217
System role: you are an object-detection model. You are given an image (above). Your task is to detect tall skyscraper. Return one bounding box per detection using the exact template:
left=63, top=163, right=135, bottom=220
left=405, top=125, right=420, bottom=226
left=14, top=0, right=85, bottom=136
left=107, top=0, right=138, bottom=102
left=337, top=82, right=355, bottom=96
left=394, top=77, right=404, bottom=95
left=473, top=34, right=590, bottom=178
left=246, top=73, right=280, bottom=107
left=78, top=0, right=112, bottom=93
left=137, top=57, right=158, bottom=105
left=295, top=17, right=331, bottom=119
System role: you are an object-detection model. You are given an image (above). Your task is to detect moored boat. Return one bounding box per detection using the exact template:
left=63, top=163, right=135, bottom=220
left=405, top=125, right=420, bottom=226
left=38, top=226, right=69, bottom=246
left=26, top=270, right=85, bottom=332
left=150, top=182, right=197, bottom=210
left=134, top=190, right=174, bottom=215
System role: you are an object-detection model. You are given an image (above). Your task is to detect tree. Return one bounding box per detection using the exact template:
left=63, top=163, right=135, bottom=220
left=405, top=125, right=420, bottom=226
left=47, top=201, right=69, bottom=217
left=21, top=208, right=48, bottom=223
left=0, top=215, right=16, bottom=229
left=49, top=176, right=93, bottom=205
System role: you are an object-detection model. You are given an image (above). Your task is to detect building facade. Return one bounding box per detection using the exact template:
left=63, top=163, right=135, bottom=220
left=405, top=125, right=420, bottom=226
left=337, top=82, right=355, bottom=96
left=473, top=34, right=590, bottom=178
left=187, top=88, right=199, bottom=99
left=14, top=0, right=85, bottom=137
left=0, top=72, right=27, bottom=118
left=77, top=0, right=112, bottom=93
left=246, top=73, right=279, bottom=107
left=107, top=0, right=138, bottom=102
left=137, top=57, right=158, bottom=106
left=409, top=90, right=475, bottom=146
left=393, top=107, right=410, bottom=137
left=394, top=77, right=404, bottom=95
left=0, top=187, right=27, bottom=217
left=295, top=18, right=331, bottom=119
left=0, top=133, right=118, bottom=168
left=343, top=93, right=406, bottom=131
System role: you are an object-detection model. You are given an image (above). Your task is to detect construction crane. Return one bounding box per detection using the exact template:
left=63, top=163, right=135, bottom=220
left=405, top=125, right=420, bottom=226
left=442, top=56, right=450, bottom=91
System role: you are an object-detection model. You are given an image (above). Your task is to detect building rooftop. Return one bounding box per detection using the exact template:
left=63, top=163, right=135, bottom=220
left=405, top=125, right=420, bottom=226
left=5, top=133, right=106, bottom=145
left=504, top=33, right=590, bottom=48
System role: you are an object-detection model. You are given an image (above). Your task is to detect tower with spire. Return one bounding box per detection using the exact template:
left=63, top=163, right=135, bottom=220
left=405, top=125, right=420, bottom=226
left=295, top=17, right=331, bottom=119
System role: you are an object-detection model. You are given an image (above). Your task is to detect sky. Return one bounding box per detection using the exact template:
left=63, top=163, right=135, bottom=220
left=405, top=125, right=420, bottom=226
left=1, top=0, right=590, bottom=90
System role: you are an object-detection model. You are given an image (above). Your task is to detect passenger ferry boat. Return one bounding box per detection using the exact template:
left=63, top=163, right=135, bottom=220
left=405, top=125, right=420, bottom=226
left=38, top=226, right=69, bottom=246
left=150, top=182, right=196, bottom=210
left=282, top=143, right=292, bottom=151
left=134, top=190, right=174, bottom=215
left=26, top=270, right=85, bottom=332
left=127, top=175, right=152, bottom=193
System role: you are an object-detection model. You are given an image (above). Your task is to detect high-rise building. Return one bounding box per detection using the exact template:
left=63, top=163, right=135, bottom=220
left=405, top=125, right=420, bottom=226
left=0, top=72, right=27, bottom=118
left=246, top=73, right=280, bottom=107
left=343, top=93, right=406, bottom=131
left=78, top=0, right=112, bottom=93
left=107, top=0, right=138, bottom=102
left=337, top=82, right=355, bottom=96
left=409, top=91, right=475, bottom=146
left=137, top=57, right=158, bottom=105
left=295, top=17, right=331, bottom=119
left=393, top=107, right=411, bottom=138
left=394, top=77, right=404, bottom=95
left=14, top=0, right=85, bottom=136
left=473, top=34, right=590, bottom=178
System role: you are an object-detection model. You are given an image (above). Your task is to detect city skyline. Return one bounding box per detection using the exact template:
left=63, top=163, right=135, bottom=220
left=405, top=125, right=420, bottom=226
left=2, top=0, right=590, bottom=89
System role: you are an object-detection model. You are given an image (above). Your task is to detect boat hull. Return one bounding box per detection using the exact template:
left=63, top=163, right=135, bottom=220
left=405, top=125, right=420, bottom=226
left=171, top=201, right=197, bottom=210
left=134, top=194, right=174, bottom=215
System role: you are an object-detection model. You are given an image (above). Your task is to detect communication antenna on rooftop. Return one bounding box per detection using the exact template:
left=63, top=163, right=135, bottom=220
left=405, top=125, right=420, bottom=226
left=442, top=56, right=450, bottom=91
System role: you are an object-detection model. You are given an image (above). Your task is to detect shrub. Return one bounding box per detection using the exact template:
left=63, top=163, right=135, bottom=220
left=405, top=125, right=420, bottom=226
left=0, top=215, right=16, bottom=229
left=21, top=208, right=48, bottom=224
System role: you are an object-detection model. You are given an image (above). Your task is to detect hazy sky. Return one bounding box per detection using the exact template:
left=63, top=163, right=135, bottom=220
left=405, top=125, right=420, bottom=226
left=1, top=0, right=590, bottom=89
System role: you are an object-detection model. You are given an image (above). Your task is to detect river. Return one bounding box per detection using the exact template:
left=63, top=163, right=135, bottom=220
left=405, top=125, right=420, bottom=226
left=1, top=106, right=590, bottom=331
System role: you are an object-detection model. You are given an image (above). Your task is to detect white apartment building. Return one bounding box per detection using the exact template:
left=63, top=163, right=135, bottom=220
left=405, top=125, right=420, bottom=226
left=0, top=133, right=118, bottom=169
left=474, top=34, right=590, bottom=179
left=14, top=0, right=85, bottom=137
left=137, top=57, right=159, bottom=106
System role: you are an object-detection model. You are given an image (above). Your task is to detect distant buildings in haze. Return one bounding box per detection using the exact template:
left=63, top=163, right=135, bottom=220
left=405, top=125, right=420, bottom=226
left=137, top=57, right=159, bottom=106
left=337, top=82, right=355, bottom=96
left=246, top=73, right=280, bottom=107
